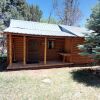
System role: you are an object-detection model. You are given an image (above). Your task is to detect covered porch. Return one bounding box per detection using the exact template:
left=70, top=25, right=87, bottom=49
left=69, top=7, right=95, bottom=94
left=7, top=33, right=70, bottom=69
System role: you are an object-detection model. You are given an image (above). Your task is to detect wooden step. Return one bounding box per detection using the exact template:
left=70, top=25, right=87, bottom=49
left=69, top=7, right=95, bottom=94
left=7, top=62, right=73, bottom=70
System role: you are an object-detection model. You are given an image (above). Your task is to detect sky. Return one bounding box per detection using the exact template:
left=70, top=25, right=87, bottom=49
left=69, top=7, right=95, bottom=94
left=26, top=0, right=98, bottom=27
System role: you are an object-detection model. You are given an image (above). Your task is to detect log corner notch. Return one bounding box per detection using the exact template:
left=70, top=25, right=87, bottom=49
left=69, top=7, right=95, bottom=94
left=9, top=33, right=12, bottom=66
left=23, top=35, right=26, bottom=65
left=44, top=37, right=47, bottom=64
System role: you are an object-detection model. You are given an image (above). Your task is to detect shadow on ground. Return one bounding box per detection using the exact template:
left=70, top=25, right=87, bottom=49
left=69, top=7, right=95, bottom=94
left=71, top=68, right=100, bottom=87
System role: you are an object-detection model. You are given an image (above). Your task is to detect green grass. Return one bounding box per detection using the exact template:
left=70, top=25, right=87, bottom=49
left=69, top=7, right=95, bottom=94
left=0, top=68, right=100, bottom=100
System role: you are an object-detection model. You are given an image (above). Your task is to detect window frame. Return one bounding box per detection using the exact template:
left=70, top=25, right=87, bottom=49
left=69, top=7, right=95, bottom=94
left=48, top=40, right=55, bottom=49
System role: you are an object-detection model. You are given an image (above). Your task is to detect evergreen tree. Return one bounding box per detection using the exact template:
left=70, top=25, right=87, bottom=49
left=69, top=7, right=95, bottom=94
left=0, top=0, right=42, bottom=31
left=86, top=2, right=100, bottom=33
left=78, top=1, right=100, bottom=64
left=40, top=17, right=58, bottom=24
left=30, top=5, right=42, bottom=22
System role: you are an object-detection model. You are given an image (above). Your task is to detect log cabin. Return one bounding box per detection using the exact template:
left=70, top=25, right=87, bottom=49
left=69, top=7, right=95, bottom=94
left=3, top=19, right=92, bottom=69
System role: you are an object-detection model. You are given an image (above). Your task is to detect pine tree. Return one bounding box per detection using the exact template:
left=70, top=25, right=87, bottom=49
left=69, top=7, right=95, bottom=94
left=40, top=17, right=58, bottom=24
left=30, top=5, right=42, bottom=22
left=78, top=1, right=100, bottom=64
left=86, top=2, right=100, bottom=33
left=0, top=0, right=42, bottom=31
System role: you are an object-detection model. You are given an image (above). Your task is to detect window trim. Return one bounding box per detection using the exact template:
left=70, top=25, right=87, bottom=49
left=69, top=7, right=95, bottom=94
left=48, top=40, right=55, bottom=49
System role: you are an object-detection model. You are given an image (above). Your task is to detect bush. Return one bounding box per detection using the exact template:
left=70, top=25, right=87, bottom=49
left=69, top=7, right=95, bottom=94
left=0, top=56, right=8, bottom=71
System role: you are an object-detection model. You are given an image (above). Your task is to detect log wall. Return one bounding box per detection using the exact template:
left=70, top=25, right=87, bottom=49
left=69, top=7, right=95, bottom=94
left=65, top=37, right=92, bottom=64
left=7, top=35, right=65, bottom=63
left=7, top=34, right=92, bottom=65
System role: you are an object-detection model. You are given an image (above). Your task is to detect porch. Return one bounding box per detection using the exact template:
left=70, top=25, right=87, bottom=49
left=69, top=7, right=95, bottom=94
left=7, top=33, right=91, bottom=70
left=7, top=34, right=71, bottom=69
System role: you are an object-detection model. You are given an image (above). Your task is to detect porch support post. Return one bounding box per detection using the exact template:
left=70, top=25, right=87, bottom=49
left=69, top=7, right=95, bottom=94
left=23, top=35, right=26, bottom=65
left=9, top=33, right=12, bottom=66
left=44, top=37, right=47, bottom=64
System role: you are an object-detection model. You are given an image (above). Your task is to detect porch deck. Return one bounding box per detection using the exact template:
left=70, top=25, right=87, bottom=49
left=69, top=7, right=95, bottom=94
left=7, top=61, right=73, bottom=70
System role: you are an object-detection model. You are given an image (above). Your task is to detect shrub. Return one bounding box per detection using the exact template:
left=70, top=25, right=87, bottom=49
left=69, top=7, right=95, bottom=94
left=0, top=56, right=7, bottom=71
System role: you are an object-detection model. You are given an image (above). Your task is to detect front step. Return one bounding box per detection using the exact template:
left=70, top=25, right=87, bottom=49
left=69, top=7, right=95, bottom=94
left=7, top=63, right=73, bottom=70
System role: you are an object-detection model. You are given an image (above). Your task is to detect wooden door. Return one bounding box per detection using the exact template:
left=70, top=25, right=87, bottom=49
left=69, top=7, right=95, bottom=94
left=27, top=39, right=39, bottom=63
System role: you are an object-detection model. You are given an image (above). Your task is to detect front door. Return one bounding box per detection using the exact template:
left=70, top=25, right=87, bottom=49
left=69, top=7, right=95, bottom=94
left=27, top=39, right=39, bottom=63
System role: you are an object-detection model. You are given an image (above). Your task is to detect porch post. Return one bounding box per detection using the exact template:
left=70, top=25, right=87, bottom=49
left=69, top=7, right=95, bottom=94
left=23, top=35, right=26, bottom=65
left=44, top=37, right=47, bottom=64
left=9, top=33, right=12, bottom=66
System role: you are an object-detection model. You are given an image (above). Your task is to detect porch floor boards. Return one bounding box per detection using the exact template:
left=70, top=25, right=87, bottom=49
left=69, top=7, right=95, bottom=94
left=7, top=61, right=73, bottom=70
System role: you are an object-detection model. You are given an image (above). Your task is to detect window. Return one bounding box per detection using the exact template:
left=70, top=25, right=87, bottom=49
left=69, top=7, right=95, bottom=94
left=48, top=40, right=54, bottom=49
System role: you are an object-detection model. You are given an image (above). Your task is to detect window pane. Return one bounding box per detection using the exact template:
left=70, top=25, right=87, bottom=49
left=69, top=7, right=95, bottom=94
left=48, top=41, right=54, bottom=49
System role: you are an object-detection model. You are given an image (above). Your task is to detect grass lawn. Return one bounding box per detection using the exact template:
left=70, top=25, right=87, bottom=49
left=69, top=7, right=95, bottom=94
left=0, top=67, right=100, bottom=100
